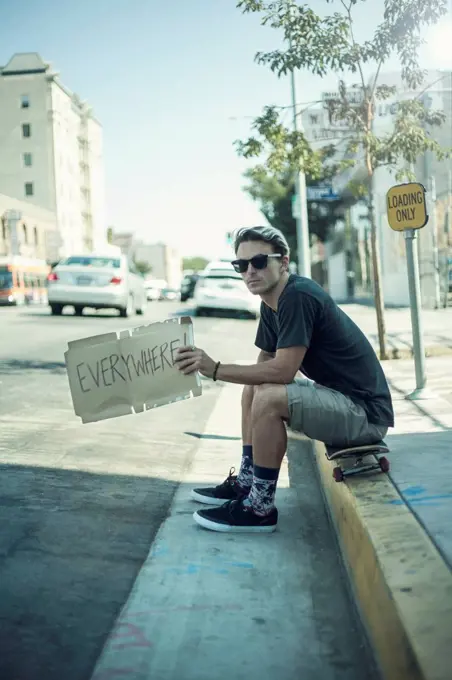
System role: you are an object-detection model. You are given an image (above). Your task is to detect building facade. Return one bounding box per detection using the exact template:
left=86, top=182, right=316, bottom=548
left=302, top=70, right=452, bottom=307
left=110, top=230, right=182, bottom=289
left=0, top=192, right=59, bottom=261
left=0, top=53, right=106, bottom=257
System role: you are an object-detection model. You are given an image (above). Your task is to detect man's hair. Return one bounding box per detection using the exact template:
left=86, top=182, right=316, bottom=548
left=233, top=226, right=290, bottom=257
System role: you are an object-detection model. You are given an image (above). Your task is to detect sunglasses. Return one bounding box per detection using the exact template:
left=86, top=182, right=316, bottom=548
left=231, top=254, right=282, bottom=274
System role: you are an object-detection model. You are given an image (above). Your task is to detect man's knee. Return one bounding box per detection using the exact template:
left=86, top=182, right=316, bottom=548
left=252, top=384, right=289, bottom=419
left=242, top=384, right=255, bottom=410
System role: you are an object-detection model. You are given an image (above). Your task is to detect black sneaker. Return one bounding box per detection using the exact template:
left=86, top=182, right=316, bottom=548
left=193, top=498, right=278, bottom=533
left=191, top=468, right=248, bottom=506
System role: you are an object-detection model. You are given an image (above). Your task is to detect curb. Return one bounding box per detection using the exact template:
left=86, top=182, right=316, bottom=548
left=378, top=345, right=452, bottom=361
left=313, top=440, right=452, bottom=680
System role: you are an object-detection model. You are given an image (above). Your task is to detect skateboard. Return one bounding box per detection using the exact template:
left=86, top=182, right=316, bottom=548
left=325, top=441, right=390, bottom=483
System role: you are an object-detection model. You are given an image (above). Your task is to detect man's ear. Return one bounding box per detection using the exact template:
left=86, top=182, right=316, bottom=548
left=281, top=255, right=290, bottom=271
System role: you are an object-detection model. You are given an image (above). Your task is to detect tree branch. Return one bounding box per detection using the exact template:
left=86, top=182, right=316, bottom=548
left=340, top=0, right=366, bottom=92
left=369, top=58, right=383, bottom=102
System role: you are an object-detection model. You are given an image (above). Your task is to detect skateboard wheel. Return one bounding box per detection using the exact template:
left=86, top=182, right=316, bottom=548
left=333, top=467, right=344, bottom=482
left=379, top=456, right=390, bottom=473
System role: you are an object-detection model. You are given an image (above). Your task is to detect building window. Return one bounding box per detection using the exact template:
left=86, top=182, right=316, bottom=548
left=34, top=226, right=39, bottom=245
left=1, top=218, right=6, bottom=241
left=21, top=95, right=30, bottom=108
left=23, top=224, right=28, bottom=244
left=25, top=182, right=34, bottom=197
left=23, top=152, right=33, bottom=167
left=22, top=123, right=31, bottom=138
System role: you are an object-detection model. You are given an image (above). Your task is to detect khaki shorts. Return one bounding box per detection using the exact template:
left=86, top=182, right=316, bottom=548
left=286, top=378, right=387, bottom=448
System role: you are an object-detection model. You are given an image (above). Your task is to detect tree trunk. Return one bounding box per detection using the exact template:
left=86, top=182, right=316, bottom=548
left=368, top=174, right=388, bottom=360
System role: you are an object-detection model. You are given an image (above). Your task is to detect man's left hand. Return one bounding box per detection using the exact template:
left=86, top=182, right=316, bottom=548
left=175, top=345, right=217, bottom=378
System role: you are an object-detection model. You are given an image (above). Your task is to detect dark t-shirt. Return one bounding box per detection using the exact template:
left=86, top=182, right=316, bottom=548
left=255, top=275, right=394, bottom=427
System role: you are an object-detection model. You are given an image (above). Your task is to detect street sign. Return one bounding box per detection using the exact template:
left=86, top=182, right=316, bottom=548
left=386, top=182, right=428, bottom=231
left=307, top=185, right=339, bottom=202
left=386, top=182, right=431, bottom=399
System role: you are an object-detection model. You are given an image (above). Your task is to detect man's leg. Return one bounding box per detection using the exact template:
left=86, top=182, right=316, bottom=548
left=190, top=385, right=257, bottom=505
left=241, top=384, right=288, bottom=517
left=250, top=384, right=288, bottom=468
left=193, top=384, right=289, bottom=532
left=236, top=385, right=255, bottom=491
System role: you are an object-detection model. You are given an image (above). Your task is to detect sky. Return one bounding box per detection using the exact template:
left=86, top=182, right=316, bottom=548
left=1, top=0, right=451, bottom=258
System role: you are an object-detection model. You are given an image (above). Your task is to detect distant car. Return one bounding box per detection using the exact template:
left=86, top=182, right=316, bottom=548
left=160, top=288, right=180, bottom=302
left=144, top=279, right=166, bottom=301
left=193, top=260, right=260, bottom=319
left=180, top=274, right=199, bottom=302
left=47, top=254, right=147, bottom=317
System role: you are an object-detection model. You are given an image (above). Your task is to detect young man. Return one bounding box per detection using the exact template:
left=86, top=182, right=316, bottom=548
left=175, top=226, right=394, bottom=533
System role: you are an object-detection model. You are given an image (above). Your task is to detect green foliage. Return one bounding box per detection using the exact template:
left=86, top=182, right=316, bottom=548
left=106, top=227, right=113, bottom=244
left=235, top=0, right=449, bottom=189
left=182, top=256, right=209, bottom=272
left=242, top=167, right=343, bottom=254
left=133, top=260, right=152, bottom=276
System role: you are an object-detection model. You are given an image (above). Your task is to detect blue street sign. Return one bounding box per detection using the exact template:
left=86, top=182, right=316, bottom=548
left=307, top=185, right=339, bottom=202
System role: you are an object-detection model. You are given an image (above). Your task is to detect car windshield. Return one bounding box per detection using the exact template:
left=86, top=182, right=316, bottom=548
left=61, top=256, right=121, bottom=268
left=204, top=271, right=241, bottom=280
left=0, top=269, right=13, bottom=289
left=203, top=274, right=244, bottom=286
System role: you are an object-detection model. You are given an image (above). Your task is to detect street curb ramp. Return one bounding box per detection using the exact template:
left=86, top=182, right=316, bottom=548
left=312, top=440, right=452, bottom=680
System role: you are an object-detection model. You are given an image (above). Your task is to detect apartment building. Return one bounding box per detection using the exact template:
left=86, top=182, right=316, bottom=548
left=0, top=192, right=59, bottom=261
left=0, top=52, right=106, bottom=257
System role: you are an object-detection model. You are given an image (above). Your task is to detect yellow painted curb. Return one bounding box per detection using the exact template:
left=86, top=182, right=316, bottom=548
left=313, top=440, right=452, bottom=680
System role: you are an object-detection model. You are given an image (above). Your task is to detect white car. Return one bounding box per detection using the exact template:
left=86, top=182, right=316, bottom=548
left=47, top=254, right=147, bottom=317
left=193, top=260, right=261, bottom=319
left=144, top=279, right=166, bottom=301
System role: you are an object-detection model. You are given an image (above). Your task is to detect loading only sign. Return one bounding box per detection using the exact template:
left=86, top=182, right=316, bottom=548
left=386, top=181, right=431, bottom=399
left=386, top=182, right=429, bottom=231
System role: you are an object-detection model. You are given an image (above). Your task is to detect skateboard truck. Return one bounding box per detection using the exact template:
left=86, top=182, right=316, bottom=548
left=325, top=441, right=390, bottom=483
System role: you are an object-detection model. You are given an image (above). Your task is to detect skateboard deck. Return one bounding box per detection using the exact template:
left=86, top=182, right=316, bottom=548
left=325, top=441, right=390, bottom=482
left=326, top=441, right=389, bottom=461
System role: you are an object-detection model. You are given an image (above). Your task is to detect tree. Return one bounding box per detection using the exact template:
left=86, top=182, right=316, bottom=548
left=134, top=260, right=152, bottom=276
left=236, top=0, right=449, bottom=360
left=182, top=256, right=209, bottom=272
left=243, top=166, right=345, bottom=251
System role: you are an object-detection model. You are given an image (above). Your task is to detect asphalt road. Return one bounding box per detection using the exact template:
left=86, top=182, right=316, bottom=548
left=0, top=302, right=259, bottom=680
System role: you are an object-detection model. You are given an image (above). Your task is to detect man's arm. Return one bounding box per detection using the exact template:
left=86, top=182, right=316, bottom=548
left=257, top=349, right=275, bottom=363
left=215, top=346, right=306, bottom=385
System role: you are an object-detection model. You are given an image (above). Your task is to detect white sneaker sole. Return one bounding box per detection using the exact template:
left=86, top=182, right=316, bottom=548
left=190, top=489, right=236, bottom=506
left=193, top=511, right=277, bottom=533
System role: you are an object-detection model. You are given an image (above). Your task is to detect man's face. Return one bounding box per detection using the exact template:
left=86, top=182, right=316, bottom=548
left=235, top=240, right=287, bottom=295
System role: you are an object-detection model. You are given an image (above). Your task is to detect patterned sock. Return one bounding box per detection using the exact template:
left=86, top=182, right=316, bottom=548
left=243, top=464, right=280, bottom=516
left=236, top=445, right=253, bottom=490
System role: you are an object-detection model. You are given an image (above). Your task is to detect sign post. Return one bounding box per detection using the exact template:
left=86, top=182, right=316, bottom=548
left=386, top=182, right=431, bottom=400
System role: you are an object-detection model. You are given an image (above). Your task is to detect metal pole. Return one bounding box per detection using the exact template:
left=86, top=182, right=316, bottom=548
left=445, top=169, right=452, bottom=308
left=429, top=176, right=441, bottom=309
left=289, top=39, right=311, bottom=278
left=404, top=228, right=427, bottom=399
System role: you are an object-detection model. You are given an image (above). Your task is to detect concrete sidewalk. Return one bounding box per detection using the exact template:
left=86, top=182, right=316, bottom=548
left=90, top=384, right=379, bottom=680
left=341, top=304, right=452, bottom=358
left=315, top=356, right=452, bottom=680
left=89, top=357, right=452, bottom=680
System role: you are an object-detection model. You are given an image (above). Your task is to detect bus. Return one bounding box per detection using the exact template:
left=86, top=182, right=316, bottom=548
left=0, top=256, right=50, bottom=305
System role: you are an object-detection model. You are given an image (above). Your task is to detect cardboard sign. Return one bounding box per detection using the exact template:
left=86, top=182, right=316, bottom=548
left=65, top=316, right=202, bottom=424
left=386, top=182, right=429, bottom=231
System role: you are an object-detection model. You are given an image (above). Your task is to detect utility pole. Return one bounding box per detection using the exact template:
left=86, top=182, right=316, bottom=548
left=289, top=36, right=311, bottom=278
left=429, top=176, right=441, bottom=309
left=445, top=169, right=452, bottom=308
